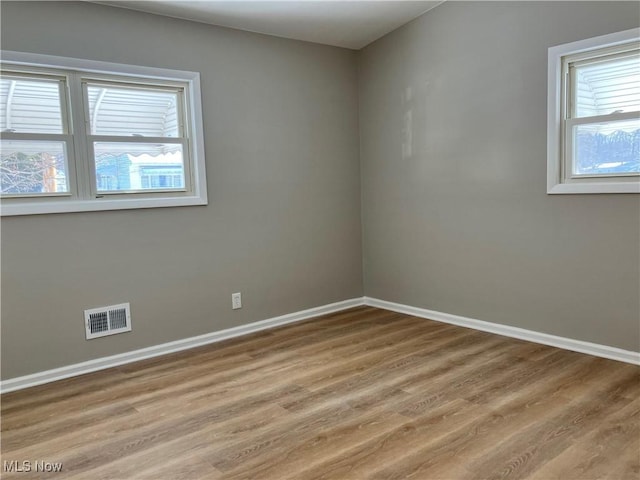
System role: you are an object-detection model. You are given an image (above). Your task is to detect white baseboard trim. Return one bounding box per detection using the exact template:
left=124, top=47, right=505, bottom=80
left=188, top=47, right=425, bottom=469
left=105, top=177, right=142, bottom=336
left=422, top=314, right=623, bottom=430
left=364, top=297, right=640, bottom=366
left=4, top=295, right=637, bottom=393
left=0, top=297, right=365, bottom=393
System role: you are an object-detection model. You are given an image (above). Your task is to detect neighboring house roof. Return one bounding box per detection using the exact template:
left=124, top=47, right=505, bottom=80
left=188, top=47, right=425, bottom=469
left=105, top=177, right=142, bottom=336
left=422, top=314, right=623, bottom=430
left=128, top=150, right=183, bottom=165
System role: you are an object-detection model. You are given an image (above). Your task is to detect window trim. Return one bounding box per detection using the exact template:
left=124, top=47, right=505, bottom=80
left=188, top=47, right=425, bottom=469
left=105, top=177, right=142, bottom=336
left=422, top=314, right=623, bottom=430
left=547, top=28, right=640, bottom=194
left=0, top=51, right=208, bottom=215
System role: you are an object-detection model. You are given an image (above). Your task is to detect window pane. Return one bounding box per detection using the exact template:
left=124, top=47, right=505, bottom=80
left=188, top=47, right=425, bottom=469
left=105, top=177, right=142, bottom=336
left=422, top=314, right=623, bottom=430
left=573, top=118, right=640, bottom=176
left=0, top=140, right=68, bottom=194
left=93, top=142, right=184, bottom=192
left=0, top=76, right=64, bottom=134
left=574, top=53, right=640, bottom=118
left=87, top=84, right=179, bottom=137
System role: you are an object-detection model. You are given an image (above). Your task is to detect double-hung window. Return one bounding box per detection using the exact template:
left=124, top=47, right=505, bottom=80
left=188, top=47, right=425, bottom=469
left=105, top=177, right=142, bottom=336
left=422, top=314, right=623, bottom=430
left=0, top=51, right=207, bottom=215
left=547, top=29, right=640, bottom=194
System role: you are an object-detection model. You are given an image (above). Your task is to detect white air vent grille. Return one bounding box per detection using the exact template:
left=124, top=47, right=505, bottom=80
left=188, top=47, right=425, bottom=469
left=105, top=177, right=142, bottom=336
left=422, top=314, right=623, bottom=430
left=109, top=308, right=128, bottom=330
left=89, top=311, right=109, bottom=334
left=85, top=303, right=132, bottom=340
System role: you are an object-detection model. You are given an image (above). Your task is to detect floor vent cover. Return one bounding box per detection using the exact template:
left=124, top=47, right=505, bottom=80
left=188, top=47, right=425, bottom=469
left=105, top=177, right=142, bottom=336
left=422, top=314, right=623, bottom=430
left=84, top=303, right=132, bottom=340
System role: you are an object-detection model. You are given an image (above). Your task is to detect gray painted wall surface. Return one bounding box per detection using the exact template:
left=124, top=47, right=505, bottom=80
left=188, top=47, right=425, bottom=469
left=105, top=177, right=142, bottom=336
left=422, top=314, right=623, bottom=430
left=0, top=2, right=363, bottom=379
left=358, top=2, right=640, bottom=351
left=2, top=1, right=639, bottom=381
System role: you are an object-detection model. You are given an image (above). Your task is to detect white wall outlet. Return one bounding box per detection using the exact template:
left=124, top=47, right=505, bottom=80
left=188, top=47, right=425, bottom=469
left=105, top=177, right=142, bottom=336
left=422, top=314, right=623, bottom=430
left=232, top=292, right=242, bottom=310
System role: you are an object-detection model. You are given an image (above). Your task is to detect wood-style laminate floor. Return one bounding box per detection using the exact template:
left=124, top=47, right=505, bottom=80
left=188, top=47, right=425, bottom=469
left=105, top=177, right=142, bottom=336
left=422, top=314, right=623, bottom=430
left=1, top=306, right=639, bottom=480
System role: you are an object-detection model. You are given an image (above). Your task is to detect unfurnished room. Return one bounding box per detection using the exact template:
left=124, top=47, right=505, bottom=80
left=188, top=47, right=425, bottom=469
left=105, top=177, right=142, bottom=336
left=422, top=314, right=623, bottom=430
left=0, top=1, right=639, bottom=479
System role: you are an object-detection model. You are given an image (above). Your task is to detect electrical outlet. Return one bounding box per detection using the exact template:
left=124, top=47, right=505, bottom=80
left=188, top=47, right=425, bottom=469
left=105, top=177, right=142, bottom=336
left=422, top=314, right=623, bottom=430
left=232, top=292, right=242, bottom=310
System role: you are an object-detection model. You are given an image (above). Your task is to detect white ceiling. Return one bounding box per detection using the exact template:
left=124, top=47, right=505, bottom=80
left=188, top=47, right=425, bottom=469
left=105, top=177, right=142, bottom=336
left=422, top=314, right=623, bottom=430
left=93, top=1, right=444, bottom=50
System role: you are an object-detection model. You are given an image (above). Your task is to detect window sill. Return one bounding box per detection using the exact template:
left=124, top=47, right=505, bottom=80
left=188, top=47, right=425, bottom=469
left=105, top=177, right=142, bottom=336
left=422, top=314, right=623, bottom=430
left=547, top=181, right=640, bottom=194
left=1, top=194, right=208, bottom=216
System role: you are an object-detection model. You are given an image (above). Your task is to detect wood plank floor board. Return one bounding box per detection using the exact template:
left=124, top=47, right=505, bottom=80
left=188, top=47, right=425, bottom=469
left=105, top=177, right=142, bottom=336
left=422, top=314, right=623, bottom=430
left=1, top=401, right=139, bottom=453
left=130, top=321, right=444, bottom=415
left=122, top=314, right=434, bottom=414
left=527, top=399, right=640, bottom=480
left=60, top=402, right=289, bottom=480
left=459, top=348, right=588, bottom=406
left=285, top=398, right=491, bottom=480
left=3, top=402, right=170, bottom=461
left=464, top=382, right=638, bottom=480
left=214, top=406, right=410, bottom=479
left=278, top=344, right=482, bottom=415
left=1, top=306, right=638, bottom=479
left=287, top=322, right=473, bottom=393
left=0, top=367, right=132, bottom=419
left=368, top=363, right=638, bottom=480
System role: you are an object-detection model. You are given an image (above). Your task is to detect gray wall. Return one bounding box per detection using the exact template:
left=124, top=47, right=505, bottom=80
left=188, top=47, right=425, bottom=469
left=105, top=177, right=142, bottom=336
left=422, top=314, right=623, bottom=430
left=2, top=1, right=639, bottom=381
left=359, top=2, right=640, bottom=351
left=0, top=1, right=363, bottom=379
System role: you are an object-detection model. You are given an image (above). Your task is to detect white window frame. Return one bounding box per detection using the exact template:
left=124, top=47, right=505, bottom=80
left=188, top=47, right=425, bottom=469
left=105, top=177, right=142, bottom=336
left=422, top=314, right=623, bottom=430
left=0, top=51, right=207, bottom=215
left=547, top=28, right=640, bottom=194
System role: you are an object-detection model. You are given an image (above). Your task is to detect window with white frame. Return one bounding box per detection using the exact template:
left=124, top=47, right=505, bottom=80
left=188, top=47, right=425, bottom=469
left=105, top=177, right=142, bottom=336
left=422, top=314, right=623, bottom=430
left=547, top=29, right=640, bottom=194
left=0, top=52, right=207, bottom=215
